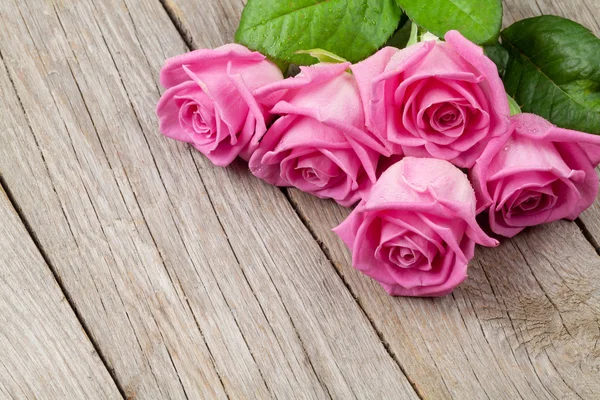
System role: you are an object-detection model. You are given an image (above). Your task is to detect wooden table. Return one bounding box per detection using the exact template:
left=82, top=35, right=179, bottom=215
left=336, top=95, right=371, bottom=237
left=1, top=0, right=599, bottom=398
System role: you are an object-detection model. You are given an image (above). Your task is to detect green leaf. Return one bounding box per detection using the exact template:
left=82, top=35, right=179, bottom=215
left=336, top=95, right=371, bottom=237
left=295, top=49, right=348, bottom=63
left=502, top=15, right=600, bottom=134
left=395, top=0, right=502, bottom=45
left=484, top=43, right=509, bottom=77
left=235, top=0, right=402, bottom=65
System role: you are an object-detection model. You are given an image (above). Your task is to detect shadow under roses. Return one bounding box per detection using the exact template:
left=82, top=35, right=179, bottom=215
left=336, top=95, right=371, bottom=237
left=286, top=186, right=600, bottom=398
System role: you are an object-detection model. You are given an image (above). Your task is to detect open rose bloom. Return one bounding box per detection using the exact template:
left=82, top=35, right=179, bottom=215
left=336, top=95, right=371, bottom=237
left=352, top=31, right=510, bottom=168
left=156, top=44, right=283, bottom=166
left=471, top=113, right=600, bottom=237
left=250, top=62, right=388, bottom=206
left=334, top=157, right=498, bottom=297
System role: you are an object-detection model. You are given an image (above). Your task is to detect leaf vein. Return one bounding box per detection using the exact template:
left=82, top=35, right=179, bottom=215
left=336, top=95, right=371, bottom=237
left=239, top=0, right=345, bottom=32
left=502, top=35, right=599, bottom=125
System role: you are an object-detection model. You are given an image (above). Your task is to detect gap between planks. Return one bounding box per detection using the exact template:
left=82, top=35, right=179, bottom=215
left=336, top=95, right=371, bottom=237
left=0, top=174, right=126, bottom=399
left=576, top=219, right=600, bottom=255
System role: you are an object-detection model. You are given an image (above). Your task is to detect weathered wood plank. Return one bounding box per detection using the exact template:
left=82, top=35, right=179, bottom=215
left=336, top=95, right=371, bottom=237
left=0, top=2, right=228, bottom=398
left=164, top=0, right=600, bottom=398
left=0, top=0, right=418, bottom=397
left=503, top=0, right=600, bottom=34
left=0, top=185, right=122, bottom=399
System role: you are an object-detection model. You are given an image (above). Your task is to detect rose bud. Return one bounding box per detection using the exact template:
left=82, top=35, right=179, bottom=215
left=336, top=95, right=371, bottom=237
left=156, top=44, right=283, bottom=166
left=334, top=157, right=498, bottom=297
left=249, top=62, right=389, bottom=207
left=471, top=113, right=600, bottom=238
left=351, top=30, right=510, bottom=168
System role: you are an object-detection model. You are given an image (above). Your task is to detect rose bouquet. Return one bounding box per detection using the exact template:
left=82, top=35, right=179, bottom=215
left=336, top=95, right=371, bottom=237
left=156, top=0, right=600, bottom=297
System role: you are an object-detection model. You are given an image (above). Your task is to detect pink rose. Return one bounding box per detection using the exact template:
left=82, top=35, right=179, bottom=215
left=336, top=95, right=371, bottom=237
left=351, top=31, right=510, bottom=168
left=333, top=157, right=498, bottom=297
left=471, top=113, right=600, bottom=238
left=156, top=44, right=283, bottom=166
left=249, top=63, right=389, bottom=207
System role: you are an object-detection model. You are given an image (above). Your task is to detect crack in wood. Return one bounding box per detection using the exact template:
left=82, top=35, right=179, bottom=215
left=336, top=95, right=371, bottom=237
left=575, top=218, right=600, bottom=256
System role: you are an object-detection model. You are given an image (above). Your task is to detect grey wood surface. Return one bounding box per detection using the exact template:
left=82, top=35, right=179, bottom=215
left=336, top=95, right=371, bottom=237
left=0, top=0, right=415, bottom=398
left=0, top=0, right=598, bottom=399
left=0, top=185, right=122, bottom=398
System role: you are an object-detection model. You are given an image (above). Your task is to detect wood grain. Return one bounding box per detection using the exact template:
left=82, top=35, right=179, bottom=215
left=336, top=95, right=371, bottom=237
left=0, top=0, right=599, bottom=398
left=0, top=2, right=228, bottom=397
left=0, top=184, right=122, bottom=399
left=0, top=0, right=417, bottom=398
left=163, top=0, right=600, bottom=398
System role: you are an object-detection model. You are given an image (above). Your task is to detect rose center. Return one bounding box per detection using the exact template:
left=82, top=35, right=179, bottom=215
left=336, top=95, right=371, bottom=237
left=302, top=168, right=326, bottom=185
left=500, top=183, right=563, bottom=230
left=429, top=103, right=465, bottom=133
left=292, top=153, right=343, bottom=189
left=519, top=195, right=542, bottom=211
left=388, top=246, right=423, bottom=268
left=509, top=188, right=557, bottom=217
left=180, top=101, right=212, bottom=137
